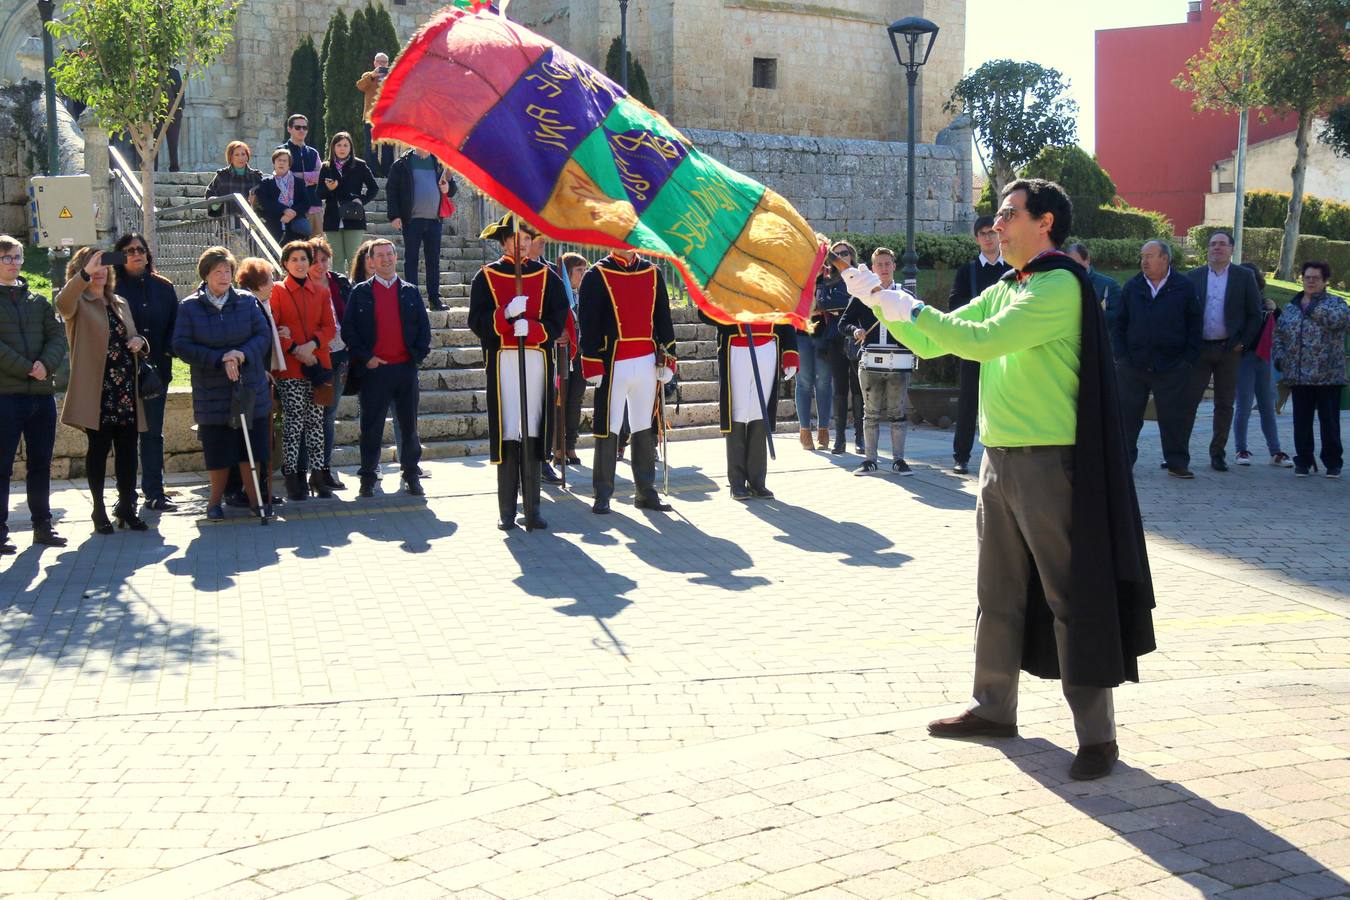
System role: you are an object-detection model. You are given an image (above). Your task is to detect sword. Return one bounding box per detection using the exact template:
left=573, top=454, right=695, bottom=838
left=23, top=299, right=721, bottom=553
left=555, top=339, right=567, bottom=492
left=743, top=326, right=775, bottom=460
left=657, top=354, right=671, bottom=496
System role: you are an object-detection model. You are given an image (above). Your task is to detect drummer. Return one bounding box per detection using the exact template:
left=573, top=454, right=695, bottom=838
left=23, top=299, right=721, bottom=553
left=839, top=247, right=915, bottom=477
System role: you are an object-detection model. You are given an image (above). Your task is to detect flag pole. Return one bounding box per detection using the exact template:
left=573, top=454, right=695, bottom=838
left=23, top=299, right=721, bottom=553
left=512, top=220, right=535, bottom=531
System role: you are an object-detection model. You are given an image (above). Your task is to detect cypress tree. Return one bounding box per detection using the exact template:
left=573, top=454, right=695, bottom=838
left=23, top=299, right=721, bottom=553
left=373, top=2, right=400, bottom=63
left=285, top=37, right=323, bottom=153
left=603, top=38, right=654, bottom=108
left=323, top=10, right=356, bottom=146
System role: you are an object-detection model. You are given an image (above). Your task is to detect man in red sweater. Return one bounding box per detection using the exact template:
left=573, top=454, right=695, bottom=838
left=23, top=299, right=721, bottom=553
left=340, top=239, right=432, bottom=497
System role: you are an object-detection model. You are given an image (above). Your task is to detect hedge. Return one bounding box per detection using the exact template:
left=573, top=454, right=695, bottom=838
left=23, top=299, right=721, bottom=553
left=1064, top=237, right=1182, bottom=269
left=1243, top=190, right=1350, bottom=241
left=1090, top=206, right=1173, bottom=240
left=1187, top=225, right=1350, bottom=289
left=828, top=232, right=978, bottom=270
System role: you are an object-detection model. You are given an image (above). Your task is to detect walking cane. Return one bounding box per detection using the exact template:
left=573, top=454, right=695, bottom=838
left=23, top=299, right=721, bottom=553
left=237, top=384, right=269, bottom=526
left=744, top=326, right=776, bottom=461
left=512, top=220, right=535, bottom=531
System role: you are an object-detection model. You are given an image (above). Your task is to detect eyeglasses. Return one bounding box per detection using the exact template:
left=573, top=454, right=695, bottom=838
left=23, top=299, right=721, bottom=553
left=291, top=125, right=309, bottom=131
left=124, top=246, right=147, bottom=256
left=993, top=207, right=1024, bottom=223
left=0, top=254, right=23, bottom=265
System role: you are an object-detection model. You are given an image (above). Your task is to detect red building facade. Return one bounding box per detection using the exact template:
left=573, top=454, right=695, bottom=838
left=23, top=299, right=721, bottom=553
left=1095, top=1, right=1294, bottom=234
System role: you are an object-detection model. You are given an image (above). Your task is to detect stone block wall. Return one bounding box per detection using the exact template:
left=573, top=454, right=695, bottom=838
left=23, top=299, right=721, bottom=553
left=684, top=128, right=969, bottom=235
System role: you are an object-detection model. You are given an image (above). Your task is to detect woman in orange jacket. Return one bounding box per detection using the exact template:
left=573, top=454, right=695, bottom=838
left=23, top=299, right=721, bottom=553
left=268, top=241, right=336, bottom=500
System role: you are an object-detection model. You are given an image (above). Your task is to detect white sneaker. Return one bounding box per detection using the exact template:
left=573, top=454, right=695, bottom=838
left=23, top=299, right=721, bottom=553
left=1272, top=452, right=1294, bottom=468
left=1236, top=451, right=1253, bottom=466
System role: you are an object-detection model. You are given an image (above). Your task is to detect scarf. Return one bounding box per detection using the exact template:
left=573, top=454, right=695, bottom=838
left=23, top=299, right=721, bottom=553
left=206, top=289, right=228, bottom=310
left=276, top=171, right=295, bottom=208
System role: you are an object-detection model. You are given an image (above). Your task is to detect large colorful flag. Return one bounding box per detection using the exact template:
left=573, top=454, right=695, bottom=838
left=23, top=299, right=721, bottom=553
left=372, top=4, right=824, bottom=327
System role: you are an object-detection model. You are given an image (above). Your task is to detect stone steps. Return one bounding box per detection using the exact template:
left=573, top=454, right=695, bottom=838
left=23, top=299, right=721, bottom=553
left=73, top=172, right=799, bottom=475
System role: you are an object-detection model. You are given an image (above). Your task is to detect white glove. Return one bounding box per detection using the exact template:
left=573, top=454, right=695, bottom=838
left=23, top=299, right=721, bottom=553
left=587, top=373, right=603, bottom=386
left=656, top=364, right=675, bottom=384
left=841, top=265, right=880, bottom=300
left=873, top=288, right=916, bottom=323
left=782, top=366, right=797, bottom=381
left=513, top=318, right=530, bottom=337
left=504, top=295, right=528, bottom=318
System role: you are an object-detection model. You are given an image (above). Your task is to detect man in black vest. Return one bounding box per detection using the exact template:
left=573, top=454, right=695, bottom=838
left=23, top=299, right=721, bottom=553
left=947, top=216, right=1011, bottom=474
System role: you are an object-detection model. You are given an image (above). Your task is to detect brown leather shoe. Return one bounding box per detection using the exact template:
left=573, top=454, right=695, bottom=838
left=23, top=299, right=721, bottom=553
left=1070, top=740, right=1119, bottom=780
left=817, top=427, right=829, bottom=448
left=927, top=710, right=1017, bottom=739
left=799, top=428, right=815, bottom=450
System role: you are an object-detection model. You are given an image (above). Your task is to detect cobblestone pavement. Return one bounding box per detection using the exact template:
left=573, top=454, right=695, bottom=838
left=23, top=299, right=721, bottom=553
left=0, top=409, right=1346, bottom=898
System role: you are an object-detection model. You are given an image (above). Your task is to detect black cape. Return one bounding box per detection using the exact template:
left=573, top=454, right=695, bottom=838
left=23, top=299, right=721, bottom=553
left=1018, top=252, right=1157, bottom=687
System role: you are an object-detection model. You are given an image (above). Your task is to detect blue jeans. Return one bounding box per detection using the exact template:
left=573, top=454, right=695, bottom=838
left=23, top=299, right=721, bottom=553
left=322, top=352, right=349, bottom=467
left=794, top=334, right=832, bottom=428
left=0, top=394, right=57, bottom=531
left=139, top=391, right=167, bottom=500
left=1233, top=353, right=1282, bottom=456
left=402, top=218, right=442, bottom=306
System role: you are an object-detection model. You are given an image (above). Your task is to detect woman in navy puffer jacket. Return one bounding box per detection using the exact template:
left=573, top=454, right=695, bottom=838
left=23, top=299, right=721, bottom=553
left=172, top=246, right=272, bottom=519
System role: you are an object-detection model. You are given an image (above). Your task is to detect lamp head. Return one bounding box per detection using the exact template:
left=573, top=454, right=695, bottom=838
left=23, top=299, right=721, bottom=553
left=887, top=16, right=939, bottom=70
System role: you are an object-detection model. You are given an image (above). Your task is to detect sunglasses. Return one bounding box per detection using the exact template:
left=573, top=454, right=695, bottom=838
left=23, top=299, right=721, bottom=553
left=124, top=246, right=147, bottom=256
left=291, top=125, right=309, bottom=131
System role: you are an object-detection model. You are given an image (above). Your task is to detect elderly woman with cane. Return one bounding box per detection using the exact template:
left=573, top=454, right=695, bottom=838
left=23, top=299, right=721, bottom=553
left=172, top=247, right=273, bottom=520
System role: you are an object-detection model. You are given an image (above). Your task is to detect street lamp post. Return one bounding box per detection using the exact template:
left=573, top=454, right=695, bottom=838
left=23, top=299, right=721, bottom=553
left=618, top=0, right=630, bottom=91
left=36, top=0, right=66, bottom=290
left=887, top=17, right=938, bottom=296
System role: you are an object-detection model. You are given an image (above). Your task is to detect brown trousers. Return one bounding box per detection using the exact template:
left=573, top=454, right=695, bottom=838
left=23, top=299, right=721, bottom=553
left=969, top=446, right=1116, bottom=747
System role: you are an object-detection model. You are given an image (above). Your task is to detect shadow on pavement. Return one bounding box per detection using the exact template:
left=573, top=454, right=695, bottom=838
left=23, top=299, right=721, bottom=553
left=163, top=503, right=457, bottom=592
left=742, top=498, right=913, bottom=569
left=504, top=531, right=637, bottom=660
left=612, top=509, right=770, bottom=590
left=1001, top=737, right=1350, bottom=894
left=0, top=528, right=227, bottom=677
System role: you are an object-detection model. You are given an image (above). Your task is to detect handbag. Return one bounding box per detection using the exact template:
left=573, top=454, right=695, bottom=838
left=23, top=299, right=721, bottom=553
left=136, top=359, right=164, bottom=401
left=312, top=381, right=336, bottom=408
left=438, top=193, right=456, bottom=219
left=338, top=199, right=365, bottom=224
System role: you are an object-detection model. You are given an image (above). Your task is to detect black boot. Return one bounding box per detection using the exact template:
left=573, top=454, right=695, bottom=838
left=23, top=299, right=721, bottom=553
left=498, top=441, right=520, bottom=529
left=402, top=469, right=424, bottom=496
left=726, top=423, right=750, bottom=500
left=308, top=470, right=334, bottom=499
left=321, top=467, right=346, bottom=490
left=285, top=471, right=309, bottom=501
left=631, top=428, right=671, bottom=511
left=113, top=496, right=149, bottom=531
left=90, top=496, right=113, bottom=535
left=32, top=519, right=67, bottom=548
left=358, top=473, right=376, bottom=498
left=591, top=435, right=618, bottom=514
left=0, top=530, right=14, bottom=554
left=746, top=420, right=773, bottom=498
left=523, top=439, right=547, bottom=529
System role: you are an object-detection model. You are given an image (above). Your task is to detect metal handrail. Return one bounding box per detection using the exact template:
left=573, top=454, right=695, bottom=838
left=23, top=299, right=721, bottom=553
left=158, top=194, right=282, bottom=266
left=108, top=145, right=150, bottom=211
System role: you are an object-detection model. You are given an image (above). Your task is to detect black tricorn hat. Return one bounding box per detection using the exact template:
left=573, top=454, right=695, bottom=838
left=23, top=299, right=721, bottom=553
left=479, top=212, right=539, bottom=242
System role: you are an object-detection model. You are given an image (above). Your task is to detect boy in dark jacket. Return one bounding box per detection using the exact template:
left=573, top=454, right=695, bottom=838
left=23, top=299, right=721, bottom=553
left=385, top=148, right=456, bottom=310
left=0, top=235, right=70, bottom=549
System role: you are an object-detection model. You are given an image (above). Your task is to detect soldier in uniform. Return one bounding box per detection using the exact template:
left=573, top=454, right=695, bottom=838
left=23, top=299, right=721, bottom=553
left=467, top=214, right=569, bottom=530
left=700, top=313, right=798, bottom=499
left=579, top=249, right=676, bottom=514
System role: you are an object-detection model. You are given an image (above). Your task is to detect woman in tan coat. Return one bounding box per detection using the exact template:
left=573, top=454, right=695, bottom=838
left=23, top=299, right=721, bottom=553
left=57, top=247, right=150, bottom=533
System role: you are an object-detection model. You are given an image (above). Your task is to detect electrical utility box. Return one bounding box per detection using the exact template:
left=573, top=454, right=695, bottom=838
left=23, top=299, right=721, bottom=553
left=28, top=175, right=97, bottom=249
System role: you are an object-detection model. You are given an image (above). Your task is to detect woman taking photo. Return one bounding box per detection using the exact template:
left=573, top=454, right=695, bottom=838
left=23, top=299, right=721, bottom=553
left=56, top=247, right=151, bottom=533
left=269, top=241, right=336, bottom=500
left=318, top=132, right=379, bottom=275
left=1273, top=260, right=1349, bottom=478
left=172, top=247, right=273, bottom=520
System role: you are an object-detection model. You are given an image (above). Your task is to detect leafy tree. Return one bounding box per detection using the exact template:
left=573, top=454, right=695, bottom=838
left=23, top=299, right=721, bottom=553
left=1020, top=145, right=1116, bottom=228
left=371, top=3, right=401, bottom=63
left=1180, top=0, right=1350, bottom=279
left=285, top=36, right=324, bottom=152
left=944, top=59, right=1078, bottom=198
left=1319, top=104, right=1350, bottom=158
left=603, top=38, right=654, bottom=108
left=49, top=0, right=242, bottom=247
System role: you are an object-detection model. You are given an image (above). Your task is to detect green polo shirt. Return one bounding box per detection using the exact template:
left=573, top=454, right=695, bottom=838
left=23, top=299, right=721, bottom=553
left=881, top=269, right=1082, bottom=447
